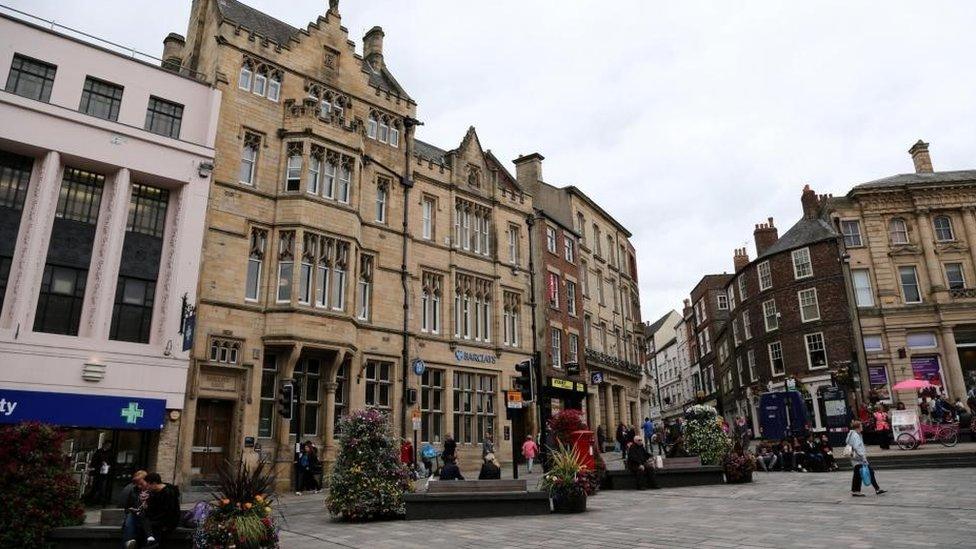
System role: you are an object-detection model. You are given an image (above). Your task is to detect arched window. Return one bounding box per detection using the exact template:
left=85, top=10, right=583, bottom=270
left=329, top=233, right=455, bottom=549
left=889, top=218, right=909, bottom=245
left=933, top=215, right=954, bottom=242
left=238, top=61, right=253, bottom=90
left=367, top=114, right=378, bottom=139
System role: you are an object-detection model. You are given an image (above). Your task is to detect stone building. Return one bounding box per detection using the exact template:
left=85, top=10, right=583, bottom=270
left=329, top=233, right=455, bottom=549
left=644, top=310, right=687, bottom=421
left=716, top=186, right=857, bottom=432
left=164, top=0, right=533, bottom=487
left=516, top=166, right=588, bottom=435
left=0, top=10, right=219, bottom=489
left=689, top=274, right=730, bottom=413
left=829, top=141, right=976, bottom=403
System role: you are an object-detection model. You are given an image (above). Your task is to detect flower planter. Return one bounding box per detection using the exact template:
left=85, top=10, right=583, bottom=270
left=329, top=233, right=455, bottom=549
left=725, top=470, right=753, bottom=484
left=552, top=493, right=587, bottom=513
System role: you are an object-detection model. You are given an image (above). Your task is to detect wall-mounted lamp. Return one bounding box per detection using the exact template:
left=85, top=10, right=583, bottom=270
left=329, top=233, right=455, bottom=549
left=198, top=161, right=214, bottom=178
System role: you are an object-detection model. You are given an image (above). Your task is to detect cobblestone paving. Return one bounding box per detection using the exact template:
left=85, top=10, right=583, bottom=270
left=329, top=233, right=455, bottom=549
left=276, top=467, right=976, bottom=548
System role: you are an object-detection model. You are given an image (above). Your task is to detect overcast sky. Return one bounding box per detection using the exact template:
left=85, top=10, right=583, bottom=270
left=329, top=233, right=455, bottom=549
left=9, top=0, right=975, bottom=322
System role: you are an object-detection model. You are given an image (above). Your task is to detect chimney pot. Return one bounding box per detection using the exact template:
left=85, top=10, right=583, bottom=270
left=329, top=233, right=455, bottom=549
left=801, top=185, right=820, bottom=219
left=908, top=140, right=933, bottom=173
left=754, top=217, right=779, bottom=256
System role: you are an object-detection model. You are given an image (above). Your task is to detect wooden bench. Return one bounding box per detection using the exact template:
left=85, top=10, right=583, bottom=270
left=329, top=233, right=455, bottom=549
left=660, top=456, right=702, bottom=469
left=405, top=479, right=550, bottom=520
left=426, top=479, right=527, bottom=493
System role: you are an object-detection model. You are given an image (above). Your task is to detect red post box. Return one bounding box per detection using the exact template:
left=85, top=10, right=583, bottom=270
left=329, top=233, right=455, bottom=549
left=570, top=430, right=596, bottom=471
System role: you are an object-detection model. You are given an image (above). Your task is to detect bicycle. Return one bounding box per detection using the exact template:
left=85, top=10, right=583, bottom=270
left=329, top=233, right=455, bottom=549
left=895, top=421, right=959, bottom=450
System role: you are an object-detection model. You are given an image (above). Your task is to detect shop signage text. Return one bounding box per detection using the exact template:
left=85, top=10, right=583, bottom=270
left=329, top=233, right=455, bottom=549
left=454, top=349, right=497, bottom=364
left=0, top=388, right=166, bottom=430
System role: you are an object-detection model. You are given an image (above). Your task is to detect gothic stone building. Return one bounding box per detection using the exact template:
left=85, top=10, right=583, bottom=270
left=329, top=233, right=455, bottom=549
left=166, top=0, right=533, bottom=487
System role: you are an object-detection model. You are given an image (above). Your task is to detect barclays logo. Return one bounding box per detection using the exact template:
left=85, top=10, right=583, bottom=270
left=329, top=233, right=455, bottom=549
left=454, top=349, right=497, bottom=364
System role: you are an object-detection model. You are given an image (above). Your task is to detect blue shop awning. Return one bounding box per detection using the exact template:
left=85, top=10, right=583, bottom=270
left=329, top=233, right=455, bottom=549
left=0, top=388, right=166, bottom=430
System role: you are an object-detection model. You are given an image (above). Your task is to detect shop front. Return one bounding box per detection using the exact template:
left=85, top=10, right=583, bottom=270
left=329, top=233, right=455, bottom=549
left=0, top=387, right=167, bottom=501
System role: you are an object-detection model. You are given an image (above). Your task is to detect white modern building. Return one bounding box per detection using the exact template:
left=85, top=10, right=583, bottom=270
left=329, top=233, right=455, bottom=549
left=0, top=9, right=219, bottom=491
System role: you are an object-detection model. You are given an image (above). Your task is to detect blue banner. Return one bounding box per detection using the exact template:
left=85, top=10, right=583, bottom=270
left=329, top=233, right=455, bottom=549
left=0, top=388, right=166, bottom=430
left=182, top=313, right=196, bottom=352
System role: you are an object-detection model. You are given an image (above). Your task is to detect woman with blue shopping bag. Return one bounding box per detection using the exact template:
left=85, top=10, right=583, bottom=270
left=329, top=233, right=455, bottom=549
left=845, top=420, right=887, bottom=497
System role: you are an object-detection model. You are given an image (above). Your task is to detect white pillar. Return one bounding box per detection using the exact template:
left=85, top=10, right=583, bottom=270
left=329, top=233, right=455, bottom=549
left=81, top=168, right=131, bottom=339
left=1, top=151, right=61, bottom=331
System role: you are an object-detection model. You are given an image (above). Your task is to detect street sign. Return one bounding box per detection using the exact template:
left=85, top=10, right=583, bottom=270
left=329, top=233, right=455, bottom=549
left=786, top=378, right=797, bottom=391
left=506, top=390, right=523, bottom=409
left=565, top=362, right=580, bottom=375
left=550, top=378, right=574, bottom=390
left=411, top=409, right=422, bottom=431
left=412, top=358, right=426, bottom=375
left=590, top=371, right=605, bottom=385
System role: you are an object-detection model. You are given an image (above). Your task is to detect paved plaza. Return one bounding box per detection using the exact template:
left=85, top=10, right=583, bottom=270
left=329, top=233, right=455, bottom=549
left=274, top=467, right=976, bottom=548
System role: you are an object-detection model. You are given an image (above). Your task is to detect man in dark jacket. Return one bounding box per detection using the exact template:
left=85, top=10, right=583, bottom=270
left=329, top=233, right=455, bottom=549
left=478, top=453, right=501, bottom=480
left=626, top=436, right=657, bottom=489
left=442, top=434, right=457, bottom=461
left=139, top=472, right=181, bottom=547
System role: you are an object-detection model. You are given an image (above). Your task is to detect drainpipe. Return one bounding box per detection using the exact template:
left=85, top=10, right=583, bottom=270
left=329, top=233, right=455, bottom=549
left=525, top=212, right=548, bottom=463
left=400, top=117, right=422, bottom=439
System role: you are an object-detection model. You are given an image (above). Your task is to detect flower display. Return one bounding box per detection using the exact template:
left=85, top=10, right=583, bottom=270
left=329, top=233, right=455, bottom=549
left=326, top=408, right=413, bottom=520
left=723, top=451, right=757, bottom=483
left=0, top=422, right=84, bottom=548
left=682, top=405, right=732, bottom=465
left=193, top=460, right=280, bottom=548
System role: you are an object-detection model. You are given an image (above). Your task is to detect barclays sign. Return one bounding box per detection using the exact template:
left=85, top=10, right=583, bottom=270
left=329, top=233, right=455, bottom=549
left=454, top=349, right=497, bottom=364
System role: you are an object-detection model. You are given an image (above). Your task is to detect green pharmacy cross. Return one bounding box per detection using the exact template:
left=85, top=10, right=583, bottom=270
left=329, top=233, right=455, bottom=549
left=120, top=402, right=144, bottom=424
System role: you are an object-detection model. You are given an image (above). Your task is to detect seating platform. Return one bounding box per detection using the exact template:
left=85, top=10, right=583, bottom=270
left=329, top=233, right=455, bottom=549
left=45, top=525, right=193, bottom=549
left=404, top=479, right=551, bottom=520
left=601, top=456, right=725, bottom=490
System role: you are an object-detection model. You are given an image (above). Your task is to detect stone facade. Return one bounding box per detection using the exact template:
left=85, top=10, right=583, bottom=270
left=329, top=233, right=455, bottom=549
left=166, top=1, right=535, bottom=488
left=828, top=141, right=976, bottom=403
left=689, top=274, right=730, bottom=412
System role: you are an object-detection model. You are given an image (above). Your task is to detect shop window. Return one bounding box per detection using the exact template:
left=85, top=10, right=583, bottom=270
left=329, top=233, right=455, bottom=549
left=365, top=360, right=392, bottom=409
left=421, top=368, right=444, bottom=443
left=453, top=372, right=496, bottom=444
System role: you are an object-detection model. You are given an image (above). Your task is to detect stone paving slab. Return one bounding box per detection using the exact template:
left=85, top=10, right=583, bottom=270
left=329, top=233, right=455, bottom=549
left=276, top=467, right=976, bottom=548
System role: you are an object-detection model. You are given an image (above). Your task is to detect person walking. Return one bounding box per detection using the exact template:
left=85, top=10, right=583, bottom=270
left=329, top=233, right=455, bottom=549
left=642, top=417, right=655, bottom=453
left=88, top=441, right=114, bottom=506
left=846, top=420, right=886, bottom=497
left=482, top=432, right=494, bottom=459
left=478, top=453, right=501, bottom=480
left=296, top=441, right=321, bottom=495
left=615, top=422, right=627, bottom=459
left=442, top=434, right=457, bottom=461
left=521, top=435, right=539, bottom=474
left=873, top=406, right=891, bottom=450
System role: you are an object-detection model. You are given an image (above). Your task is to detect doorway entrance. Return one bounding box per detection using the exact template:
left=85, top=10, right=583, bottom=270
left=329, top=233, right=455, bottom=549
left=191, top=399, right=234, bottom=478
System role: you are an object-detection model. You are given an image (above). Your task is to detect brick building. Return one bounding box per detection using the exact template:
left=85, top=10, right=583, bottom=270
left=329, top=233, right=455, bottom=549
left=828, top=141, right=976, bottom=403
left=689, top=274, right=730, bottom=413
left=716, top=187, right=857, bottom=433
left=164, top=0, right=534, bottom=488
left=513, top=153, right=645, bottom=434
left=517, top=167, right=588, bottom=432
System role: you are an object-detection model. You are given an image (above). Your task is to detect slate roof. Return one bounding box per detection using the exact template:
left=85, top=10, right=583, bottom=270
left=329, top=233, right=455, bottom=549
left=414, top=139, right=448, bottom=164
left=216, top=0, right=299, bottom=45
left=644, top=311, right=674, bottom=337
left=852, top=169, right=976, bottom=191
left=216, top=0, right=412, bottom=100
left=758, top=215, right=837, bottom=259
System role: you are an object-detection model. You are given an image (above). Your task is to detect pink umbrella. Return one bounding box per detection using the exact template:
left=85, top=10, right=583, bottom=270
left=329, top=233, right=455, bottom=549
left=891, top=379, right=932, bottom=390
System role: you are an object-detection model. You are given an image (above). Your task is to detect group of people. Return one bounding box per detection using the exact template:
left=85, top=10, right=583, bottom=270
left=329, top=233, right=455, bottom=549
left=119, top=470, right=181, bottom=549
left=754, top=433, right=840, bottom=472
left=295, top=440, right=323, bottom=495
left=422, top=432, right=508, bottom=481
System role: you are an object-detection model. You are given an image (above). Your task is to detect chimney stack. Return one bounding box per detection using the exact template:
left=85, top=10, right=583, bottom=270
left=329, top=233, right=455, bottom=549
left=363, top=26, right=385, bottom=72
left=161, top=33, right=185, bottom=72
left=513, top=153, right=544, bottom=192
left=682, top=298, right=693, bottom=319
left=909, top=140, right=933, bottom=173
left=753, top=217, right=778, bottom=256
left=733, top=247, right=750, bottom=272
left=800, top=184, right=822, bottom=219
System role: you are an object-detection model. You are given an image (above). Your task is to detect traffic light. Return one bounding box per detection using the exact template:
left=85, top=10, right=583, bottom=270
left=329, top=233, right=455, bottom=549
left=514, top=358, right=534, bottom=401
left=277, top=382, right=294, bottom=419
